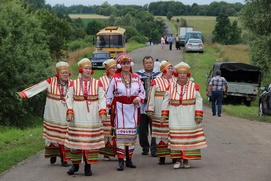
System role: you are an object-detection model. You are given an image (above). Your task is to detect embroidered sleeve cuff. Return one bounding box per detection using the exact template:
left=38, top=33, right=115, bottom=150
left=146, top=110, right=154, bottom=115
left=161, top=110, right=169, bottom=119
left=66, top=109, right=74, bottom=116
left=195, top=110, right=203, bottom=119
left=17, top=92, right=27, bottom=100
left=99, top=109, right=107, bottom=116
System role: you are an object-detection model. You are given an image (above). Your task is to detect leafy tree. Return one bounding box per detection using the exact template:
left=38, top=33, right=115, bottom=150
left=0, top=0, right=51, bottom=127
left=166, top=11, right=173, bottom=21
left=229, top=20, right=242, bottom=44
left=240, top=0, right=271, bottom=85
left=212, top=13, right=231, bottom=44
left=24, top=0, right=46, bottom=9
left=35, top=9, right=74, bottom=59
left=107, top=12, right=117, bottom=26
left=86, top=20, right=106, bottom=35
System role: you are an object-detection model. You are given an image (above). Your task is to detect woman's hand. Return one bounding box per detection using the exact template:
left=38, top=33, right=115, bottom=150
left=101, top=116, right=106, bottom=123
left=148, top=114, right=154, bottom=119
left=133, top=97, right=139, bottom=104
left=160, top=118, right=166, bottom=124
left=66, top=114, right=74, bottom=122
left=195, top=118, right=202, bottom=124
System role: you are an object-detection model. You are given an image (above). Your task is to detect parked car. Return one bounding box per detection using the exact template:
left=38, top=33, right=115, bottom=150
left=90, top=51, right=111, bottom=69
left=259, top=84, right=271, bottom=116
left=185, top=38, right=204, bottom=53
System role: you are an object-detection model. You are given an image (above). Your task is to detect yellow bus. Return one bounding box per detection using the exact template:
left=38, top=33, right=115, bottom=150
left=96, top=26, right=127, bottom=58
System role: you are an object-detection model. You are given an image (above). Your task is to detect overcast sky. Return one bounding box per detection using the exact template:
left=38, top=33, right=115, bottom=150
left=45, top=0, right=244, bottom=6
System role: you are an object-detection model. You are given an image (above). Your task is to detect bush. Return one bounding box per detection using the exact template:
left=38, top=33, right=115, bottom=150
left=68, top=40, right=89, bottom=51
left=0, top=1, right=51, bottom=128
left=129, top=35, right=147, bottom=44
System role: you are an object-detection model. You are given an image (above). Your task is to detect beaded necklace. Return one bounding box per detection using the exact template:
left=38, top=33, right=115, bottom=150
left=121, top=72, right=131, bottom=88
left=176, top=81, right=188, bottom=104
left=57, top=79, right=68, bottom=102
left=80, top=78, right=92, bottom=112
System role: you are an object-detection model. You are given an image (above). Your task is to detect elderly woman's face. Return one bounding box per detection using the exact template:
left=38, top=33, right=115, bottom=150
left=82, top=66, right=92, bottom=78
left=108, top=65, right=117, bottom=76
left=165, top=65, right=173, bottom=76
left=121, top=60, right=131, bottom=72
left=58, top=70, right=69, bottom=82
left=178, top=70, right=188, bottom=81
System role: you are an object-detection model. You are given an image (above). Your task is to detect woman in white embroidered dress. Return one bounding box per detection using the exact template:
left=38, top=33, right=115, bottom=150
left=17, top=61, right=72, bottom=167
left=106, top=53, right=145, bottom=171
left=65, top=58, right=106, bottom=176
left=161, top=62, right=207, bottom=169
left=146, top=60, right=176, bottom=165
left=98, top=59, right=117, bottom=160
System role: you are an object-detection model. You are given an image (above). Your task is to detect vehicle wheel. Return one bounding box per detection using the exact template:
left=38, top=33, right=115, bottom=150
left=244, top=100, right=251, bottom=107
left=259, top=101, right=263, bottom=116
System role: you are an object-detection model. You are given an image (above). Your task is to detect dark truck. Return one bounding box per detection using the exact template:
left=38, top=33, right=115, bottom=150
left=207, top=62, right=261, bottom=106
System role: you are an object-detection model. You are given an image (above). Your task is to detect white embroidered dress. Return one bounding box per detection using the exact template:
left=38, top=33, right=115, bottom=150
left=18, top=77, right=72, bottom=146
left=106, top=73, right=145, bottom=148
left=65, top=78, right=106, bottom=150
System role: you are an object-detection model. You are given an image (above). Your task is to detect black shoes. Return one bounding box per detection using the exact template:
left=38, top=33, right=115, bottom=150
left=141, top=150, right=149, bottom=155
left=67, top=164, right=79, bottom=175
left=151, top=151, right=157, bottom=157
left=61, top=158, right=69, bottom=167
left=117, top=158, right=124, bottom=171
left=158, top=157, right=165, bottom=165
left=50, top=157, right=56, bottom=164
left=126, top=159, right=136, bottom=168
left=84, top=164, right=92, bottom=176
left=172, top=158, right=177, bottom=164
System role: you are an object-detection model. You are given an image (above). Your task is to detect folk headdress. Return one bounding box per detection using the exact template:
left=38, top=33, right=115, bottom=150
left=115, top=53, right=134, bottom=73
left=103, top=59, right=116, bottom=70
left=160, top=60, right=172, bottom=74
left=174, top=61, right=191, bottom=77
left=77, top=58, right=94, bottom=77
left=55, top=61, right=70, bottom=77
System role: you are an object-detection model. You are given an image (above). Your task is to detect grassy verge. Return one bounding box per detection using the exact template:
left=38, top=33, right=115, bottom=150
left=0, top=124, right=44, bottom=174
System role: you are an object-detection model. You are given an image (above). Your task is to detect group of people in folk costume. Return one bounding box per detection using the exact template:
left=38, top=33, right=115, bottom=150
left=17, top=53, right=207, bottom=176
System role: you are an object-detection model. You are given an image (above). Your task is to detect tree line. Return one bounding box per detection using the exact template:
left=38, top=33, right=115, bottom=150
left=50, top=1, right=244, bottom=17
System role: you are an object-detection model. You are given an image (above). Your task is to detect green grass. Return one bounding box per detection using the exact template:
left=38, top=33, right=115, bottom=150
left=0, top=125, right=44, bottom=173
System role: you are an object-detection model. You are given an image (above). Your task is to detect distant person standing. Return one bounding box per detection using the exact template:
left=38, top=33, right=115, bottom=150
left=206, top=70, right=228, bottom=117
left=160, top=36, right=165, bottom=50
left=175, top=34, right=180, bottom=50
left=154, top=59, right=161, bottom=72
left=167, top=34, right=174, bottom=50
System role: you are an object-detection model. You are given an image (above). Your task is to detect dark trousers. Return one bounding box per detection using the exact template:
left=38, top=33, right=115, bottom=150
left=211, top=90, right=223, bottom=116
left=139, top=114, right=156, bottom=153
left=169, top=42, right=173, bottom=50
